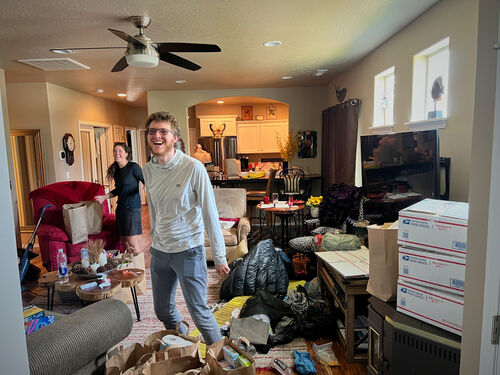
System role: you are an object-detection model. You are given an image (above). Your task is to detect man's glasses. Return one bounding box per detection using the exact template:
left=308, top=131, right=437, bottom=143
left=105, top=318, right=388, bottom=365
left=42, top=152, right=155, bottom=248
left=147, top=128, right=174, bottom=136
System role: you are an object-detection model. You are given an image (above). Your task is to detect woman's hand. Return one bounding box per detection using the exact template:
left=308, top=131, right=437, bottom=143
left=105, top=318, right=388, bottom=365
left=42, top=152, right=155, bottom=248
left=215, top=263, right=230, bottom=277
left=94, top=195, right=107, bottom=204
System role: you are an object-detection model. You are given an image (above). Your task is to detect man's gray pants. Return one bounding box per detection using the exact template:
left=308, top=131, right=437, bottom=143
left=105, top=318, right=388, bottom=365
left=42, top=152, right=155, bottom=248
left=150, top=246, right=222, bottom=345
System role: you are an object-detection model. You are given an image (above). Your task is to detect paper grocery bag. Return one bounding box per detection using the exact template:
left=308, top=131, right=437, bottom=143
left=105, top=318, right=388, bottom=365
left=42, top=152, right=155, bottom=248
left=112, top=251, right=146, bottom=303
left=142, top=351, right=207, bottom=375
left=144, top=321, right=200, bottom=361
left=366, top=222, right=399, bottom=301
left=81, top=200, right=103, bottom=235
left=62, top=203, right=88, bottom=244
left=106, top=343, right=153, bottom=375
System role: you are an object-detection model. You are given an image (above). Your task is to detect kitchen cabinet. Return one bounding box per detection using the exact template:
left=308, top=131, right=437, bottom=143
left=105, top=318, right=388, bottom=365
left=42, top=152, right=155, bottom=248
left=198, top=115, right=238, bottom=137
left=237, top=120, right=288, bottom=154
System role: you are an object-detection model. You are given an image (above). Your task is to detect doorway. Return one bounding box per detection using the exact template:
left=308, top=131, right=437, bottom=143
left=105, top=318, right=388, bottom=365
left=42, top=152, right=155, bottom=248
left=10, top=129, right=46, bottom=231
left=78, top=122, right=112, bottom=186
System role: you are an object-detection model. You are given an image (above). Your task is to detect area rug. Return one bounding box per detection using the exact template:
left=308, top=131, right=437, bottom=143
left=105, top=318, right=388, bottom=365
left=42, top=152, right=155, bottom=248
left=31, top=267, right=308, bottom=369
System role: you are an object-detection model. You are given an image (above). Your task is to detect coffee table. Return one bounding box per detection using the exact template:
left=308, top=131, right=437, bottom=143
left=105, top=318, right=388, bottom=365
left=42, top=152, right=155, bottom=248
left=39, top=268, right=145, bottom=321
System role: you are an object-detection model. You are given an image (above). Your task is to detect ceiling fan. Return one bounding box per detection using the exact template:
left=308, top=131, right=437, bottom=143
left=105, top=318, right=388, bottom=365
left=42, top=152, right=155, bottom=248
left=51, top=16, right=221, bottom=72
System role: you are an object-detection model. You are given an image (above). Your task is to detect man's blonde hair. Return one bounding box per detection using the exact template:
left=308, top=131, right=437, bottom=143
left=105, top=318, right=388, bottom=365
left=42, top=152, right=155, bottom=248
left=145, top=111, right=181, bottom=137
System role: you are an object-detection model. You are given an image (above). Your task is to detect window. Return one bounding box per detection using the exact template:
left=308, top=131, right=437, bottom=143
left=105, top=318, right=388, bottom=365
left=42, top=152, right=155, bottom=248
left=373, top=66, right=395, bottom=127
left=411, top=37, right=449, bottom=122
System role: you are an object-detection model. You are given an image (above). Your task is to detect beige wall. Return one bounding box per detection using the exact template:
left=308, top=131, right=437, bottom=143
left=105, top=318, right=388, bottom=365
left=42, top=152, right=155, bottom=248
left=148, top=87, right=327, bottom=174
left=327, top=0, right=477, bottom=202
left=7, top=82, right=146, bottom=184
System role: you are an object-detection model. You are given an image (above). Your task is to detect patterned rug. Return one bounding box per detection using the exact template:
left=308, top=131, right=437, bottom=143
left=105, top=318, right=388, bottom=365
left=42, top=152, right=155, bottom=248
left=31, top=267, right=308, bottom=369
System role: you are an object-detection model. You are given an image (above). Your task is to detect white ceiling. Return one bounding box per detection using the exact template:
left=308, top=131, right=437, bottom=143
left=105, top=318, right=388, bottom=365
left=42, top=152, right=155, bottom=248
left=0, top=0, right=439, bottom=107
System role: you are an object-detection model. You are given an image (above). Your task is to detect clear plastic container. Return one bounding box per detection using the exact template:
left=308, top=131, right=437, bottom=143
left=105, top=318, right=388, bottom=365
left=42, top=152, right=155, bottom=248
left=57, top=248, right=69, bottom=284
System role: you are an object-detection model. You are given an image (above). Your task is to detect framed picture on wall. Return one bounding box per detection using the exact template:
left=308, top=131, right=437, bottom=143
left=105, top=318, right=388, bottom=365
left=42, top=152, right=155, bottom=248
left=298, top=130, right=317, bottom=158
left=266, top=105, right=277, bottom=120
left=241, top=106, right=253, bottom=120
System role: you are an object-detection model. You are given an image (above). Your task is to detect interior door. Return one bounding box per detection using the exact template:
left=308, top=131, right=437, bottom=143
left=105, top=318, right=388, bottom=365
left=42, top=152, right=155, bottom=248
left=79, top=124, right=111, bottom=185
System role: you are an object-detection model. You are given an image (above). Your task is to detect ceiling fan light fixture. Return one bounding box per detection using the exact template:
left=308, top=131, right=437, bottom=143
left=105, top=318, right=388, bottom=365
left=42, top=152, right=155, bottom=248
left=125, top=54, right=159, bottom=68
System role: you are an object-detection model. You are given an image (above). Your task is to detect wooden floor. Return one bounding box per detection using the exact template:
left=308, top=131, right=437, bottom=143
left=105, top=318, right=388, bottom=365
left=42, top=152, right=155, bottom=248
left=21, top=205, right=367, bottom=375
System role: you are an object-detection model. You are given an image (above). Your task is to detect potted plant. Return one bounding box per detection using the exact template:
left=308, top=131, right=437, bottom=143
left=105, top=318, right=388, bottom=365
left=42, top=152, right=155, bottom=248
left=306, top=195, right=323, bottom=218
left=276, top=131, right=299, bottom=171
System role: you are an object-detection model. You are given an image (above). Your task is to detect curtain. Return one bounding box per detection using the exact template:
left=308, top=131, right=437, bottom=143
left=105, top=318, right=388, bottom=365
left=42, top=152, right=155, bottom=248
left=321, top=99, right=361, bottom=191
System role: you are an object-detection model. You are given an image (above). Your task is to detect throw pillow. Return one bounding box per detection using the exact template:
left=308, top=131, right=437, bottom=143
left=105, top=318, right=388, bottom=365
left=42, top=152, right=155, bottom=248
left=311, top=226, right=340, bottom=236
left=289, top=236, right=315, bottom=252
left=219, top=218, right=240, bottom=228
left=226, top=238, right=248, bottom=264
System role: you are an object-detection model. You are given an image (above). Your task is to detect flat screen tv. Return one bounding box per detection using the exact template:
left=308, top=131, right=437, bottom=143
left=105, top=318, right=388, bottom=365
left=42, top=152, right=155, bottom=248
left=360, top=129, right=440, bottom=202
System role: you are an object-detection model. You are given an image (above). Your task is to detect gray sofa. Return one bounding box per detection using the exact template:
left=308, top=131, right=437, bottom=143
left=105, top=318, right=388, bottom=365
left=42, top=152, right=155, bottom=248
left=26, top=298, right=133, bottom=375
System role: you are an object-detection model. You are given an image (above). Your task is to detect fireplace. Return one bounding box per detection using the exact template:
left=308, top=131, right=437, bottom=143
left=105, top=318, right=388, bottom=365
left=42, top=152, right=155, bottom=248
left=367, top=296, right=461, bottom=375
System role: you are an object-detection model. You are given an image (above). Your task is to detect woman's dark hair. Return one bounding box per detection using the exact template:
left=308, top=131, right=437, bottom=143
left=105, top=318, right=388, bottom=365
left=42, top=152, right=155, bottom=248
left=106, top=142, right=130, bottom=181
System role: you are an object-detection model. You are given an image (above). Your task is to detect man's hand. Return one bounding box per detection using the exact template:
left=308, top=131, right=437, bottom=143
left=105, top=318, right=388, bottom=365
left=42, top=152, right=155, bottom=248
left=215, top=263, right=230, bottom=277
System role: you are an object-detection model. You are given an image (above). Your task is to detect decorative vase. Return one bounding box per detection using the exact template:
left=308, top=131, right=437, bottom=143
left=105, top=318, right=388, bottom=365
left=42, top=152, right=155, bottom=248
left=310, top=206, right=319, bottom=218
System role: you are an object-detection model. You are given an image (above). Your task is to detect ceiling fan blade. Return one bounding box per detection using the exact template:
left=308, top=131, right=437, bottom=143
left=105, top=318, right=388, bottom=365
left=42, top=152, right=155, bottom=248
left=108, top=28, right=147, bottom=47
left=157, top=43, right=221, bottom=53
left=111, top=56, right=128, bottom=72
left=159, top=51, right=201, bottom=71
left=51, top=47, right=126, bottom=52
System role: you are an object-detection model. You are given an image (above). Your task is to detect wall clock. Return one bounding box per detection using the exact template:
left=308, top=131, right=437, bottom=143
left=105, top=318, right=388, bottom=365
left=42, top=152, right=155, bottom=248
left=62, top=133, right=75, bottom=165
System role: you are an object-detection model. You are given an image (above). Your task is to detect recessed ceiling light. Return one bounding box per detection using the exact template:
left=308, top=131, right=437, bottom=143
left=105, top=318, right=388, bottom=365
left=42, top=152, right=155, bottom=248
left=176, top=80, right=187, bottom=84
left=117, top=93, right=127, bottom=97
left=96, top=89, right=104, bottom=93
left=50, top=48, right=73, bottom=54
left=217, top=100, right=224, bottom=104
left=281, top=76, right=293, bottom=80
left=263, top=41, right=282, bottom=47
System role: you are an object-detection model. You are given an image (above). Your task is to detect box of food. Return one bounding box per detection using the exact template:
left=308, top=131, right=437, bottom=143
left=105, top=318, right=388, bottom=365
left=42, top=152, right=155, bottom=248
left=398, top=199, right=468, bottom=258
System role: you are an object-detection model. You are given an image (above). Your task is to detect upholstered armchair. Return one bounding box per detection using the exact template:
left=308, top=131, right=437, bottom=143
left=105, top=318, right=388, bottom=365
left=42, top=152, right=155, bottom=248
left=29, top=181, right=123, bottom=271
left=205, top=188, right=251, bottom=262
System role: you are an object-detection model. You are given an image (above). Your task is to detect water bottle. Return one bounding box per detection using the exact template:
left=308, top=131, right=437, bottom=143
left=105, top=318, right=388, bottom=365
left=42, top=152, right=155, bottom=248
left=81, top=248, right=90, bottom=268
left=57, top=248, right=69, bottom=284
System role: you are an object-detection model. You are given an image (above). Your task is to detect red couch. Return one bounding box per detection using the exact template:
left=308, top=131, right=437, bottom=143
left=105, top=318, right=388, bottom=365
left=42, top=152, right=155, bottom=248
left=29, top=181, right=123, bottom=271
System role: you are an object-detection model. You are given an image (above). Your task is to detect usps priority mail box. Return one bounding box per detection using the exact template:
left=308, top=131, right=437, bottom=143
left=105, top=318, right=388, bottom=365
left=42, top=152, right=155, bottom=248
left=397, top=280, right=463, bottom=336
left=398, top=199, right=468, bottom=258
left=399, top=247, right=465, bottom=295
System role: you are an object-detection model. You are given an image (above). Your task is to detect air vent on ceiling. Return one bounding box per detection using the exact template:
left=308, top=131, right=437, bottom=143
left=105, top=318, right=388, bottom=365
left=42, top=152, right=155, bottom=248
left=17, top=58, right=90, bottom=71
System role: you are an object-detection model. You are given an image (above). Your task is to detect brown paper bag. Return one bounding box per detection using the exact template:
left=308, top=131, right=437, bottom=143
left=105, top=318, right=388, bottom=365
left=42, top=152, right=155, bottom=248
left=81, top=200, right=103, bottom=235
left=366, top=222, right=399, bottom=301
left=144, top=321, right=200, bottom=361
left=112, top=251, right=147, bottom=303
left=142, top=351, right=206, bottom=375
left=206, top=337, right=255, bottom=375
left=62, top=202, right=88, bottom=244
left=106, top=343, right=153, bottom=375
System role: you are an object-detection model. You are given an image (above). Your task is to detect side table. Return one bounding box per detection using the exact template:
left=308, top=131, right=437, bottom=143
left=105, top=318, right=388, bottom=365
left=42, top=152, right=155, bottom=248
left=107, top=268, right=145, bottom=321
left=38, top=271, right=58, bottom=310
left=257, top=203, right=305, bottom=250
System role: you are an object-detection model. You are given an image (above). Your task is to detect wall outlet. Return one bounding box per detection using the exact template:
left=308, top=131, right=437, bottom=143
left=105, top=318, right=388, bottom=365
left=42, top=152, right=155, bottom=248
left=66, top=171, right=70, bottom=179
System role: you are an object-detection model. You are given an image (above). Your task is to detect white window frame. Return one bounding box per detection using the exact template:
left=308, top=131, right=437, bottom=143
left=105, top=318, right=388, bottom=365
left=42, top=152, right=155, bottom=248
left=406, top=37, right=450, bottom=129
left=372, top=66, right=395, bottom=129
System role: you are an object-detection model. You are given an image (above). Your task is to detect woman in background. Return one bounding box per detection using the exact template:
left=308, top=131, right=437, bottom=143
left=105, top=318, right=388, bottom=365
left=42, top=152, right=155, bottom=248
left=94, top=142, right=145, bottom=254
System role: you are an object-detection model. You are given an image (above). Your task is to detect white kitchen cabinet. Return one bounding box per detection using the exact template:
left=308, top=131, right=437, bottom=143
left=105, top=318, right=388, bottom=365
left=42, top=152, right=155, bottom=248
left=237, top=120, right=289, bottom=154
left=198, top=115, right=238, bottom=137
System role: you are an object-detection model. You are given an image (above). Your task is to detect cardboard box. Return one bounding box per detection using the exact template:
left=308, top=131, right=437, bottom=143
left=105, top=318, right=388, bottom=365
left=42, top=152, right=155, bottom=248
left=397, top=280, right=463, bottom=336
left=398, top=199, right=468, bottom=258
left=399, top=247, right=466, bottom=295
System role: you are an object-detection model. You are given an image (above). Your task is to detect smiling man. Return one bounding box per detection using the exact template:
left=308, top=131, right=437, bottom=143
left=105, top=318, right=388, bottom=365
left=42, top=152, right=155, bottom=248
left=142, top=111, right=230, bottom=345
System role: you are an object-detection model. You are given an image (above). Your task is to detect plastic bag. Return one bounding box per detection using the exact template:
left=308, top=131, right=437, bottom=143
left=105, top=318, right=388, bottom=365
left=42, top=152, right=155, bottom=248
left=312, top=342, right=340, bottom=367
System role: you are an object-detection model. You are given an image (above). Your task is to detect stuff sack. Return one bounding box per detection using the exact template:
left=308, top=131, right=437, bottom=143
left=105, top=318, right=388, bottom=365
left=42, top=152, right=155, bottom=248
left=321, top=233, right=361, bottom=251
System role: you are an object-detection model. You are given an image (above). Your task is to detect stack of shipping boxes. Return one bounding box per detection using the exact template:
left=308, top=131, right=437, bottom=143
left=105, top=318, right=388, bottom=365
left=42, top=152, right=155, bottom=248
left=396, top=199, right=468, bottom=337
